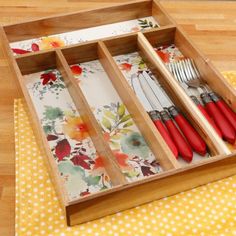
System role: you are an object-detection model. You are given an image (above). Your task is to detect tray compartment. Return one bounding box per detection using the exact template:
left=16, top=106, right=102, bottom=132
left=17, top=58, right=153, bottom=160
left=4, top=0, right=174, bottom=56
left=61, top=42, right=180, bottom=181
left=15, top=50, right=128, bottom=203
left=142, top=28, right=236, bottom=151
left=102, top=31, right=229, bottom=160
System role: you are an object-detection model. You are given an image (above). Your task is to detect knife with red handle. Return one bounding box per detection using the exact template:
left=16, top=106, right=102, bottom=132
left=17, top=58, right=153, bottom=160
left=131, top=75, right=179, bottom=158
left=209, top=92, right=236, bottom=131
left=160, top=110, right=193, bottom=162
left=190, top=95, right=223, bottom=138
left=201, top=93, right=236, bottom=144
left=168, top=106, right=207, bottom=156
left=141, top=71, right=207, bottom=156
left=148, top=110, right=178, bottom=158
left=137, top=72, right=193, bottom=162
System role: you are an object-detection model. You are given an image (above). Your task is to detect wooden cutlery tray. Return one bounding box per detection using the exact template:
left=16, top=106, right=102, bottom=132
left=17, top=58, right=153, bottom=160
left=1, top=0, right=236, bottom=226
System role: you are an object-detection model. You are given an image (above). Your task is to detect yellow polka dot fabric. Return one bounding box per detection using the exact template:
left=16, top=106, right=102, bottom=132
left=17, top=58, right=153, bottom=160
left=15, top=80, right=236, bottom=236
left=222, top=71, right=236, bottom=89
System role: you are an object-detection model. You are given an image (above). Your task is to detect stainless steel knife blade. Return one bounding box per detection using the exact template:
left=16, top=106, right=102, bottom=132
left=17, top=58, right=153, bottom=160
left=131, top=74, right=153, bottom=112
left=138, top=72, right=163, bottom=111
left=141, top=71, right=172, bottom=108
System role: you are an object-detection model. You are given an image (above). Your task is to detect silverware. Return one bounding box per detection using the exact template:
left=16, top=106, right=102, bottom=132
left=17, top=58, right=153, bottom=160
left=140, top=71, right=206, bottom=156
left=168, top=58, right=235, bottom=144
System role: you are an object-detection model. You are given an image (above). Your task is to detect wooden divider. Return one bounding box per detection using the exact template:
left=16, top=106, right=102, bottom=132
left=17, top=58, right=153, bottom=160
left=55, top=49, right=127, bottom=186
left=137, top=32, right=230, bottom=155
left=97, top=41, right=180, bottom=170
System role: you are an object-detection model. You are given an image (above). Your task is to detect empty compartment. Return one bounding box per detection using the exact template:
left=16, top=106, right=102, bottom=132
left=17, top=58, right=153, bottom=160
left=103, top=32, right=226, bottom=164
left=15, top=50, right=128, bottom=203
left=4, top=0, right=173, bottom=56
left=143, top=27, right=236, bottom=151
left=61, top=42, right=170, bottom=182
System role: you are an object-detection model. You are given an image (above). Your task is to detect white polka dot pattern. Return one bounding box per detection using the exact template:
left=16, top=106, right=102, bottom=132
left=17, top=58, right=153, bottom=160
left=15, top=98, right=236, bottom=235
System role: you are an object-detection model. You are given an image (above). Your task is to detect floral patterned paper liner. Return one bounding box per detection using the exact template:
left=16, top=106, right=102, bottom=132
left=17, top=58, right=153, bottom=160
left=70, top=61, right=162, bottom=181
left=10, top=17, right=159, bottom=56
left=25, top=69, right=112, bottom=202
left=113, top=51, right=211, bottom=165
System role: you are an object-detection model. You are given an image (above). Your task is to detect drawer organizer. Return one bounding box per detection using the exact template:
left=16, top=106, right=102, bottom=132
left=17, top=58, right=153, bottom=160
left=1, top=0, right=236, bottom=226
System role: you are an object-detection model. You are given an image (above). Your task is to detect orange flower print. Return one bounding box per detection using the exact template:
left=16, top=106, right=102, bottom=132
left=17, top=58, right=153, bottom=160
left=155, top=50, right=169, bottom=63
left=113, top=151, right=129, bottom=168
left=131, top=26, right=140, bottom=32
left=70, top=65, right=82, bottom=75
left=103, top=132, right=110, bottom=142
left=63, top=116, right=89, bottom=141
left=120, top=63, right=132, bottom=72
left=38, top=37, right=65, bottom=50
left=93, top=156, right=105, bottom=170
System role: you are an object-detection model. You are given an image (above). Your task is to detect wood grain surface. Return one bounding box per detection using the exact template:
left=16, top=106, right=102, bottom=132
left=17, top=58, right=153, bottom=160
left=0, top=1, right=235, bottom=235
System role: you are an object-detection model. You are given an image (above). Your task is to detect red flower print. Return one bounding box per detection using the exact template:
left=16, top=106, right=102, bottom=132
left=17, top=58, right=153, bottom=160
left=80, top=190, right=90, bottom=196
left=31, top=43, right=39, bottom=52
left=70, top=65, right=82, bottom=75
left=71, top=154, right=91, bottom=169
left=55, top=139, right=71, bottom=161
left=113, top=151, right=129, bottom=167
left=47, top=134, right=58, bottom=141
left=155, top=50, right=170, bottom=63
left=103, top=132, right=110, bottom=142
left=120, top=63, right=132, bottom=72
left=93, top=156, right=105, bottom=170
left=12, top=48, right=31, bottom=55
left=40, top=72, right=57, bottom=85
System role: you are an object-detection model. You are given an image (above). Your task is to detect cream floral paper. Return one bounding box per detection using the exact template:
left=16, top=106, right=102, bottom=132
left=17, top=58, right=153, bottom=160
left=25, top=69, right=112, bottom=201
left=70, top=61, right=162, bottom=181
left=10, top=17, right=159, bottom=55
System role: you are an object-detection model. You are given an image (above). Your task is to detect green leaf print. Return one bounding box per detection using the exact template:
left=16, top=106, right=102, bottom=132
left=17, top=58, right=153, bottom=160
left=44, top=106, right=64, bottom=120
left=43, top=125, right=53, bottom=134
left=85, top=175, right=101, bottom=186
left=120, top=114, right=131, bottom=123
left=118, top=103, right=125, bottom=118
left=102, top=117, right=112, bottom=131
left=104, top=110, right=116, bottom=120
left=123, top=121, right=134, bottom=128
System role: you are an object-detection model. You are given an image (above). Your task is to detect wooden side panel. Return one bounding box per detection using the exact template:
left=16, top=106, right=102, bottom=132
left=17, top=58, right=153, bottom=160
left=98, top=41, right=180, bottom=171
left=16, top=50, right=57, bottom=75
left=0, top=26, right=23, bottom=97
left=174, top=28, right=236, bottom=111
left=137, top=32, right=230, bottom=156
left=152, top=0, right=175, bottom=26
left=143, top=26, right=175, bottom=47
left=4, top=1, right=152, bottom=42
left=67, top=153, right=236, bottom=225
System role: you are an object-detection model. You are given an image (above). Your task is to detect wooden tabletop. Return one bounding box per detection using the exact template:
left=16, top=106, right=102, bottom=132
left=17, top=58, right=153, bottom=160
left=0, top=1, right=235, bottom=235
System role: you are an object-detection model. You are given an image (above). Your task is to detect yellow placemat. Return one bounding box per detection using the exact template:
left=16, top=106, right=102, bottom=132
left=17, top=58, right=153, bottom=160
left=222, top=71, right=236, bottom=89
left=15, top=72, right=236, bottom=236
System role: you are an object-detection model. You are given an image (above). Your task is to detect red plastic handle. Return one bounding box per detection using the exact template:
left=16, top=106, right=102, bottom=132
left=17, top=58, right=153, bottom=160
left=164, top=119, right=193, bottom=162
left=153, top=119, right=178, bottom=158
left=205, top=101, right=236, bottom=144
left=196, top=104, right=223, bottom=138
left=215, top=99, right=236, bottom=131
left=174, top=113, right=207, bottom=156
